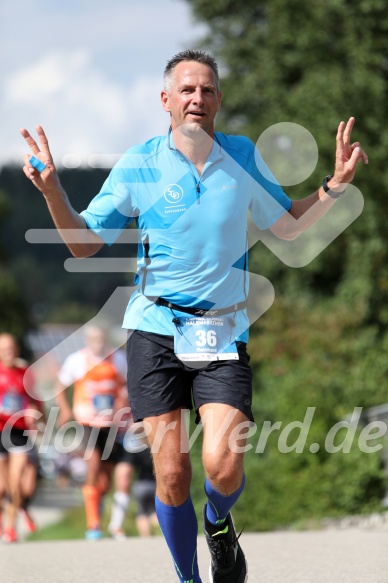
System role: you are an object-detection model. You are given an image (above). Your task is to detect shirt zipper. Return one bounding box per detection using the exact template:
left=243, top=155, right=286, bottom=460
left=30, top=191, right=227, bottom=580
left=171, top=133, right=223, bottom=203
left=195, top=178, right=201, bottom=202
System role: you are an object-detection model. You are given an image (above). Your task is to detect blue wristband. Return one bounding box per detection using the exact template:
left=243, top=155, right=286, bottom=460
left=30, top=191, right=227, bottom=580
left=29, top=155, right=46, bottom=173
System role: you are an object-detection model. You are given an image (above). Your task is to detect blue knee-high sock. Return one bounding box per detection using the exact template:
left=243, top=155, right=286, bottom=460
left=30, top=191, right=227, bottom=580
left=155, top=495, right=202, bottom=583
left=204, top=475, right=246, bottom=525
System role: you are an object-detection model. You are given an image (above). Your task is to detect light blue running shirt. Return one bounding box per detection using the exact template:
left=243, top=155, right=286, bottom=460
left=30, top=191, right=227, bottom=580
left=81, top=130, right=292, bottom=341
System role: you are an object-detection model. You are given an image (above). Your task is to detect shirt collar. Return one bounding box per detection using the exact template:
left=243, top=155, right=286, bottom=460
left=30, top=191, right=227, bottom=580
left=167, top=126, right=224, bottom=164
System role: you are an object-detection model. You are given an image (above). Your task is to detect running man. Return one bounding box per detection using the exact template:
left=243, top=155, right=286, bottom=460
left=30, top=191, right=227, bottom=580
left=55, top=324, right=127, bottom=539
left=20, top=50, right=367, bottom=581
left=0, top=333, right=41, bottom=543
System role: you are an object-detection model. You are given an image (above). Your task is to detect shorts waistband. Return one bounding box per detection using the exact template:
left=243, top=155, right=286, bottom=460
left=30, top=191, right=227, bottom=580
left=145, top=296, right=247, bottom=317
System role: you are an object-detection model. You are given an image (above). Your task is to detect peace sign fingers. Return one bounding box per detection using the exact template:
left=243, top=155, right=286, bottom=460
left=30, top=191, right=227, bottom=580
left=20, top=125, right=59, bottom=194
left=336, top=117, right=355, bottom=162
left=35, top=125, right=54, bottom=161
left=342, top=116, right=355, bottom=150
left=333, top=117, right=368, bottom=187
left=20, top=127, right=41, bottom=156
left=20, top=125, right=54, bottom=164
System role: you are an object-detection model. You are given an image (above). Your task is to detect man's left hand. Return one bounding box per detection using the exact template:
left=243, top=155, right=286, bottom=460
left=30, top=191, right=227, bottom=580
left=330, top=117, right=368, bottom=189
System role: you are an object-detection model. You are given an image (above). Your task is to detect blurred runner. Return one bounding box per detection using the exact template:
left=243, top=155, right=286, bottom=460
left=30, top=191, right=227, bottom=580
left=55, top=324, right=126, bottom=539
left=108, top=394, right=134, bottom=540
left=129, top=430, right=158, bottom=537
left=0, top=333, right=41, bottom=543
left=108, top=421, right=159, bottom=539
left=19, top=445, right=40, bottom=533
left=14, top=355, right=41, bottom=534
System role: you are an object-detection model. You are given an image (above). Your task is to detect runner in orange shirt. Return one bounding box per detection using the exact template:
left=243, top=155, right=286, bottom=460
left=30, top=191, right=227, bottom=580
left=55, top=325, right=127, bottom=539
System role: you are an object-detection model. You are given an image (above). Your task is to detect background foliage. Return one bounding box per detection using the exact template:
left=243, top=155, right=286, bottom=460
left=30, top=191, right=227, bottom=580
left=0, top=0, right=387, bottom=532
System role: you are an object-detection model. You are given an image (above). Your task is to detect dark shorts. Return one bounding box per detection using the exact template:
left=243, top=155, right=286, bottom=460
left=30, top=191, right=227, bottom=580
left=0, top=428, right=30, bottom=457
left=81, top=426, right=121, bottom=463
left=113, top=439, right=134, bottom=465
left=126, top=330, right=253, bottom=423
left=132, top=480, right=156, bottom=516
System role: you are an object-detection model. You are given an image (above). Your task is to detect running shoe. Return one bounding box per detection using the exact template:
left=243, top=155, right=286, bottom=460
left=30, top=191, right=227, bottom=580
left=2, top=527, right=18, bottom=543
left=21, top=509, right=37, bottom=533
left=85, top=528, right=104, bottom=540
left=108, top=527, right=126, bottom=541
left=202, top=505, right=248, bottom=583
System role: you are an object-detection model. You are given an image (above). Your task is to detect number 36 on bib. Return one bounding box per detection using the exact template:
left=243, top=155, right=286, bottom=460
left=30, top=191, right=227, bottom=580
left=173, top=316, right=238, bottom=364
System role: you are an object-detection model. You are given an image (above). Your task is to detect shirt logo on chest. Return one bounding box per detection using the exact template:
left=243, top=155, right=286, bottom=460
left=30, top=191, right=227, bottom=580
left=164, top=183, right=184, bottom=204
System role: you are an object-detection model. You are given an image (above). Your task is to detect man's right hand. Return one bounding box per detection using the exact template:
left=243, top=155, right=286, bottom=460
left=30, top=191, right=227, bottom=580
left=19, top=125, right=104, bottom=257
left=20, top=125, right=62, bottom=197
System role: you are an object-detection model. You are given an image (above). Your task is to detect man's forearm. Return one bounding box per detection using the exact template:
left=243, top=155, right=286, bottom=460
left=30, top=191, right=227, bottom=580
left=43, top=185, right=103, bottom=257
left=289, top=186, right=335, bottom=226
left=290, top=174, right=346, bottom=219
left=270, top=189, right=333, bottom=240
left=271, top=178, right=345, bottom=240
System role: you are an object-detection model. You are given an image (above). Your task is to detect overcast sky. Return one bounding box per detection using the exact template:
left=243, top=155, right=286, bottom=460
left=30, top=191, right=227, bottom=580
left=0, top=0, right=207, bottom=167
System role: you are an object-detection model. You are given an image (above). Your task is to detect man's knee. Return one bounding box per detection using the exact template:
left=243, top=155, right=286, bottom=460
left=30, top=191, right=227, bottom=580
left=156, top=457, right=191, bottom=489
left=204, top=453, right=244, bottom=495
left=153, top=454, right=191, bottom=504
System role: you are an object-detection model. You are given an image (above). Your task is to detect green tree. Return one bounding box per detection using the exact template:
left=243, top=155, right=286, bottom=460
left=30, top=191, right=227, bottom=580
left=0, top=188, right=31, bottom=339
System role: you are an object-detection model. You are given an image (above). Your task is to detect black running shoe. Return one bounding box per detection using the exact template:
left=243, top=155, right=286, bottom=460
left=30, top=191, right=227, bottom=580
left=202, top=505, right=248, bottom=583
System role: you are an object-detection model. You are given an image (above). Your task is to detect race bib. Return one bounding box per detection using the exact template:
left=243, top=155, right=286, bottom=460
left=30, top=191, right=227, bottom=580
left=173, top=316, right=239, bottom=363
left=2, top=393, right=23, bottom=414
left=123, top=432, right=139, bottom=452
left=92, top=394, right=114, bottom=412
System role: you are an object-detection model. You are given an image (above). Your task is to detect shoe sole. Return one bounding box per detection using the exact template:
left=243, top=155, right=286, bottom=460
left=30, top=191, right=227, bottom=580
left=208, top=559, right=248, bottom=583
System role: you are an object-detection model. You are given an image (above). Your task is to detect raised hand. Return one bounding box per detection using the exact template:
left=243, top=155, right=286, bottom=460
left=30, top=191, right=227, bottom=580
left=20, top=125, right=61, bottom=196
left=333, top=117, right=368, bottom=187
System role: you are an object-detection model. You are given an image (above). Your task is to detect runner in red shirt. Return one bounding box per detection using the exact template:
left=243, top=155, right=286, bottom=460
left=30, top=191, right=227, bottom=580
left=0, top=333, right=41, bottom=543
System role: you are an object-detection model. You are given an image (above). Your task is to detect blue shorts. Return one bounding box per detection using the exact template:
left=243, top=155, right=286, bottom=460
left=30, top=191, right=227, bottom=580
left=126, top=330, right=253, bottom=423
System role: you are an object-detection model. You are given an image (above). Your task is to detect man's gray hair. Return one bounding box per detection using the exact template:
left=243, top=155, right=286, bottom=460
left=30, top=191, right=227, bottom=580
left=164, top=50, right=220, bottom=93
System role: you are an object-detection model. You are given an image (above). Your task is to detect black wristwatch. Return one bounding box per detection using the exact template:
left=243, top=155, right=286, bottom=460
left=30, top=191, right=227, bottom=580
left=322, top=175, right=346, bottom=199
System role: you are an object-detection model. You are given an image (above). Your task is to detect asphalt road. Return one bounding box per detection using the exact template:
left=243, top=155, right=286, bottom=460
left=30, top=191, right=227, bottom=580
left=1, top=529, right=387, bottom=583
